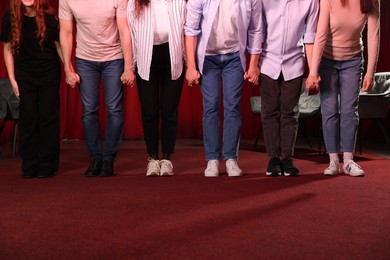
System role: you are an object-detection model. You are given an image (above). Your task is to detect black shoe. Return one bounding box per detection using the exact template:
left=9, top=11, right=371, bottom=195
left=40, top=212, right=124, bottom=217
left=37, top=170, right=56, bottom=178
left=281, top=157, right=299, bottom=176
left=266, top=157, right=282, bottom=176
left=22, top=171, right=37, bottom=178
left=99, top=160, right=114, bottom=177
left=85, top=158, right=102, bottom=177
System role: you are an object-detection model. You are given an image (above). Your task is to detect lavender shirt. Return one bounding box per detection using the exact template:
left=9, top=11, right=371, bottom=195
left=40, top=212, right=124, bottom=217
left=260, top=0, right=319, bottom=81
left=184, top=0, right=262, bottom=74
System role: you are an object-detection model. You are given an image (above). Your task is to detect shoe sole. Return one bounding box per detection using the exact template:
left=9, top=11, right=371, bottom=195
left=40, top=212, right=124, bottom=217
left=284, top=172, right=299, bottom=176
left=344, top=171, right=365, bottom=177
left=266, top=171, right=282, bottom=176
left=146, top=172, right=160, bottom=177
left=160, top=172, right=174, bottom=176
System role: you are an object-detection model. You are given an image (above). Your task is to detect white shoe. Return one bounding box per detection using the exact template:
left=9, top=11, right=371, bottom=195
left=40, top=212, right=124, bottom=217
left=324, top=159, right=340, bottom=176
left=146, top=158, right=160, bottom=176
left=226, top=159, right=243, bottom=177
left=204, top=160, right=219, bottom=177
left=343, top=160, right=365, bottom=177
left=160, top=159, right=174, bottom=176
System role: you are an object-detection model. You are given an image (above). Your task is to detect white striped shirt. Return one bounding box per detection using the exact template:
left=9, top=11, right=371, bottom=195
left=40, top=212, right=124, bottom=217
left=127, top=0, right=187, bottom=81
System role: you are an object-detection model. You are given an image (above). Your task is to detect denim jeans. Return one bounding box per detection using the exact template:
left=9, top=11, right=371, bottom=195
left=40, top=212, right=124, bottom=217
left=76, top=58, right=124, bottom=162
left=319, top=54, right=363, bottom=153
left=201, top=52, right=244, bottom=161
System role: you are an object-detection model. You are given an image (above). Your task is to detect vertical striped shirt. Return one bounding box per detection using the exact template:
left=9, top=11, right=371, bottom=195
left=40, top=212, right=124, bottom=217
left=127, top=0, right=187, bottom=81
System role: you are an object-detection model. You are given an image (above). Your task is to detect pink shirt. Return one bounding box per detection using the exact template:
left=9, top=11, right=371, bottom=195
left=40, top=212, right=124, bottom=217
left=59, top=0, right=128, bottom=62
left=310, top=0, right=380, bottom=78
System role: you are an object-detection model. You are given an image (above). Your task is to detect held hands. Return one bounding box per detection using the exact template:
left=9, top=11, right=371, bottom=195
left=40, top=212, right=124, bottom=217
left=66, top=72, right=80, bottom=88
left=121, top=69, right=136, bottom=87
left=305, top=75, right=321, bottom=94
left=361, top=76, right=374, bottom=92
left=244, top=65, right=260, bottom=86
left=186, top=67, right=201, bottom=87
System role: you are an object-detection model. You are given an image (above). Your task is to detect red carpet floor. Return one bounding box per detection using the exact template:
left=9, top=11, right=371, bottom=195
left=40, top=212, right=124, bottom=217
left=0, top=139, right=389, bottom=259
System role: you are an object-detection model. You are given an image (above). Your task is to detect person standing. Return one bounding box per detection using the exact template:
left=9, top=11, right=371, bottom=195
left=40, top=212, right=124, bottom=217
left=59, top=0, right=135, bottom=177
left=1, top=0, right=62, bottom=178
left=184, top=0, right=262, bottom=177
left=259, top=0, right=319, bottom=177
left=306, top=0, right=380, bottom=177
left=127, top=0, right=186, bottom=176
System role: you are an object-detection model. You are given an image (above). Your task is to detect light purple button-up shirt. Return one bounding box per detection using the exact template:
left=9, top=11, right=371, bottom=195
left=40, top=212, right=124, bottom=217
left=260, top=0, right=319, bottom=81
left=184, top=0, right=262, bottom=74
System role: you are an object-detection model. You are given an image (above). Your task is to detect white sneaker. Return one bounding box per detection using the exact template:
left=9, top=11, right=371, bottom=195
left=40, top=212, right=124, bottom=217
left=204, top=160, right=219, bottom=177
left=343, top=160, right=365, bottom=177
left=324, top=159, right=340, bottom=176
left=160, top=159, right=174, bottom=176
left=146, top=158, right=160, bottom=176
left=226, top=159, right=243, bottom=177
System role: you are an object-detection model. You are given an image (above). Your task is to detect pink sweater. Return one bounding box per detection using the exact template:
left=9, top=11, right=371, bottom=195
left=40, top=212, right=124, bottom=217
left=310, top=0, right=380, bottom=78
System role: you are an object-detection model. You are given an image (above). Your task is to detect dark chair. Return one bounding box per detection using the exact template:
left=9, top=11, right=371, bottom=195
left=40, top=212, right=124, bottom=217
left=0, top=78, right=19, bottom=159
left=357, top=72, right=390, bottom=154
left=250, top=80, right=321, bottom=149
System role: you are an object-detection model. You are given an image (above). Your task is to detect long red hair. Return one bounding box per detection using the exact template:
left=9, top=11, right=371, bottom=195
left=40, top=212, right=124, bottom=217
left=340, top=0, right=379, bottom=14
left=9, top=0, right=56, bottom=55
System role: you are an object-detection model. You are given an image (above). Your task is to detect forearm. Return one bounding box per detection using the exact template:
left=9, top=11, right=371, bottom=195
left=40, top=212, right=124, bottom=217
left=184, top=35, right=197, bottom=69
left=59, top=20, right=74, bottom=73
left=3, top=43, right=16, bottom=82
left=305, top=43, right=314, bottom=72
left=117, top=18, right=133, bottom=72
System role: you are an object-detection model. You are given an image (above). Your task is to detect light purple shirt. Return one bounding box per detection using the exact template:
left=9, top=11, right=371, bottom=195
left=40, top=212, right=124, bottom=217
left=184, top=0, right=262, bottom=74
left=260, top=0, right=319, bottom=80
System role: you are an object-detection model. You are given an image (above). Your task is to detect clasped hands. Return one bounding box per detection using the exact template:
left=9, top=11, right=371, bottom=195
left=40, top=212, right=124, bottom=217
left=305, top=75, right=321, bottom=94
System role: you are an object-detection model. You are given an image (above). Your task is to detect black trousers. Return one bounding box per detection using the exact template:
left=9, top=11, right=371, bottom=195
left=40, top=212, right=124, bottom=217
left=136, top=43, right=184, bottom=156
left=259, top=73, right=302, bottom=157
left=18, top=78, right=60, bottom=173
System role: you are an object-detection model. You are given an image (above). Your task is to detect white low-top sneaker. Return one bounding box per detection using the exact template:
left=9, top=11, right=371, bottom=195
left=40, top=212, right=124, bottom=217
left=160, top=159, right=174, bottom=176
left=226, top=159, right=243, bottom=177
left=146, top=158, right=160, bottom=176
left=343, top=160, right=365, bottom=177
left=204, top=160, right=219, bottom=177
left=324, top=159, right=340, bottom=176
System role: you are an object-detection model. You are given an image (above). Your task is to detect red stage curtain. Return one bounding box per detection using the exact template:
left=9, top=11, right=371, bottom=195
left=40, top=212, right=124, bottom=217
left=0, top=0, right=389, bottom=141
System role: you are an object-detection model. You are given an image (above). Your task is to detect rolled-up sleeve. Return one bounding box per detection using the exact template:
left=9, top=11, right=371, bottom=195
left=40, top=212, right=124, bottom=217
left=184, top=0, right=202, bottom=36
left=247, top=0, right=262, bottom=54
left=303, top=0, right=319, bottom=44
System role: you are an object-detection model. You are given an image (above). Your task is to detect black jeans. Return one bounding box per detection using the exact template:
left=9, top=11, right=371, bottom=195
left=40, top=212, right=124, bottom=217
left=259, top=73, right=302, bottom=157
left=136, top=43, right=184, bottom=156
left=18, top=78, right=60, bottom=173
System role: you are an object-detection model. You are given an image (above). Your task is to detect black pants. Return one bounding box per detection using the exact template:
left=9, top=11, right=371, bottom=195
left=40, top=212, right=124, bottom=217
left=18, top=78, right=60, bottom=173
left=259, top=73, right=302, bottom=157
left=136, top=43, right=184, bottom=156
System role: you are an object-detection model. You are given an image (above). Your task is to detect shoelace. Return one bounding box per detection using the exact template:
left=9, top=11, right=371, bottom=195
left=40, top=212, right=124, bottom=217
left=160, top=160, right=173, bottom=170
left=346, top=161, right=362, bottom=171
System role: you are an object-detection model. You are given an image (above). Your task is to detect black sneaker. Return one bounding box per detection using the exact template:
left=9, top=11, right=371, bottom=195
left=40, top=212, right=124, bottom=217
left=85, top=158, right=102, bottom=177
left=266, top=157, right=282, bottom=176
left=99, top=160, right=114, bottom=177
left=281, top=157, right=299, bottom=176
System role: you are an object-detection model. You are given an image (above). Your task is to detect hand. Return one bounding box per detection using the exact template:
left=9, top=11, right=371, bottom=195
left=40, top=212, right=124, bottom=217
left=185, top=67, right=200, bottom=87
left=244, top=65, right=260, bottom=86
left=65, top=72, right=80, bottom=88
left=305, top=75, right=320, bottom=92
left=361, top=76, right=373, bottom=92
left=121, top=69, right=136, bottom=87
left=10, top=79, right=20, bottom=98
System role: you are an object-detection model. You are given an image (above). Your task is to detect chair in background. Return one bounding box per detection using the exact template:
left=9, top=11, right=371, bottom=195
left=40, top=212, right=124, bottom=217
left=0, top=78, right=19, bottom=159
left=250, top=80, right=321, bottom=149
left=357, top=72, right=390, bottom=154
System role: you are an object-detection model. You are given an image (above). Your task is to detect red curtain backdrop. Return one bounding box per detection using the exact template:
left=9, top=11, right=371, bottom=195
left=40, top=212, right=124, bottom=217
left=1, top=0, right=389, bottom=141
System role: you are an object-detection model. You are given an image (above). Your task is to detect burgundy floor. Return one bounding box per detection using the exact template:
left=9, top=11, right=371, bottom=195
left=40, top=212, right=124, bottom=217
left=0, top=139, right=389, bottom=259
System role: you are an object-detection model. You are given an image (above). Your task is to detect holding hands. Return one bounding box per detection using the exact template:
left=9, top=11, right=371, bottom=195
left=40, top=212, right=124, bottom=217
left=305, top=75, right=321, bottom=95
left=186, top=67, right=201, bottom=87
left=121, top=69, right=136, bottom=87
left=65, top=71, right=80, bottom=88
left=244, top=64, right=260, bottom=86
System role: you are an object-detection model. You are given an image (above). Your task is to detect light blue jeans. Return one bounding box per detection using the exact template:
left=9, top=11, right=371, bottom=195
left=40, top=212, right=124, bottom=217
left=201, top=52, right=244, bottom=160
left=319, top=54, right=364, bottom=153
left=76, top=58, right=124, bottom=162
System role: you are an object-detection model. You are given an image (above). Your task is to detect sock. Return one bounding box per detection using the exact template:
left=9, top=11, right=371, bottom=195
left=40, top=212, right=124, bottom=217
left=329, top=153, right=339, bottom=162
left=149, top=154, right=158, bottom=160
left=343, top=152, right=353, bottom=163
left=162, top=153, right=171, bottom=160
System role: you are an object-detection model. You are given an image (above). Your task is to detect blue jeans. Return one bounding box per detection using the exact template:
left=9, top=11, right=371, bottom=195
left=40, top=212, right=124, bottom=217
left=201, top=52, right=244, bottom=160
left=319, top=54, right=363, bottom=153
left=76, top=58, right=124, bottom=162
